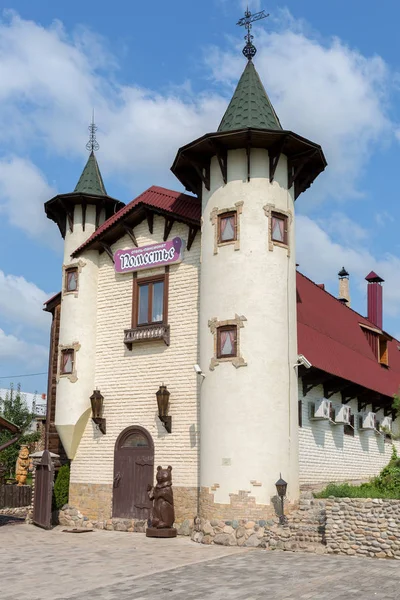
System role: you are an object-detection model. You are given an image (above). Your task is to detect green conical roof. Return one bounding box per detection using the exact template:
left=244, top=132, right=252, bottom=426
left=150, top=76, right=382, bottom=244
left=218, top=60, right=282, bottom=132
left=74, top=151, right=107, bottom=196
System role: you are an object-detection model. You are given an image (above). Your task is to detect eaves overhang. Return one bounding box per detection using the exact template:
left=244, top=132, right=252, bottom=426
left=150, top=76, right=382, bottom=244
left=171, top=127, right=327, bottom=200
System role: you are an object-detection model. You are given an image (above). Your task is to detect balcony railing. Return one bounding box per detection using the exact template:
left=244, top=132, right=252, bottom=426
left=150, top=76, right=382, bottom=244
left=124, top=324, right=170, bottom=349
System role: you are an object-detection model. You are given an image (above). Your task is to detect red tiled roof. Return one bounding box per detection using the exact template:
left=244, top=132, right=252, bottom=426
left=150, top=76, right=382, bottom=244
left=73, top=185, right=200, bottom=256
left=297, top=271, right=400, bottom=398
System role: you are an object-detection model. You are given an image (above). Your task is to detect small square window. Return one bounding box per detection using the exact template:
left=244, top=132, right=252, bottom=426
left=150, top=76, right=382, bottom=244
left=217, top=325, right=237, bottom=358
left=61, top=349, right=74, bottom=374
left=271, top=213, right=288, bottom=244
left=218, top=212, right=237, bottom=243
left=65, top=267, right=78, bottom=292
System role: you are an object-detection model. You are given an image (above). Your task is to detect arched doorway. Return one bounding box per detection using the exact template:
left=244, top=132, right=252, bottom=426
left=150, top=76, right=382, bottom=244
left=112, top=426, right=154, bottom=520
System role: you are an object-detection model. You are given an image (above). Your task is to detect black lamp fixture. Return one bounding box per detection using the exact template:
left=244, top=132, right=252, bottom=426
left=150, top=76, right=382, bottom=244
left=275, top=474, right=288, bottom=526
left=156, top=384, right=171, bottom=433
left=90, top=389, right=106, bottom=434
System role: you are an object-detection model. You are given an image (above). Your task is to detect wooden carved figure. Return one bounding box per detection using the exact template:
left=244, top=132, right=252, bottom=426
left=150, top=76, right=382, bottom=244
left=147, top=465, right=175, bottom=529
left=15, top=445, right=30, bottom=486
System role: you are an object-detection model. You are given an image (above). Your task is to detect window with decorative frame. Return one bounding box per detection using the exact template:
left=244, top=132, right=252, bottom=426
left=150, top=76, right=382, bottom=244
left=263, top=204, right=292, bottom=255
left=61, top=349, right=74, bottom=375
left=217, top=325, right=237, bottom=358
left=218, top=212, right=237, bottom=244
left=134, top=274, right=167, bottom=327
left=65, top=267, right=78, bottom=293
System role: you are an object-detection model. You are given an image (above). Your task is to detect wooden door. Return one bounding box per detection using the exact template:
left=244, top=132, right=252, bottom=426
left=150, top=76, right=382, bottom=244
left=112, top=426, right=154, bottom=520
left=33, top=450, right=54, bottom=530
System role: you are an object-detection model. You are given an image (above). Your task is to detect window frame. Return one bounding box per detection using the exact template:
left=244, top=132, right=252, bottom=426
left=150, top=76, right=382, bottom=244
left=132, top=270, right=169, bottom=328
left=218, top=211, right=237, bottom=244
left=379, top=338, right=389, bottom=366
left=216, top=324, right=238, bottom=359
left=60, top=348, right=74, bottom=375
left=65, top=266, right=79, bottom=293
left=271, top=212, right=288, bottom=245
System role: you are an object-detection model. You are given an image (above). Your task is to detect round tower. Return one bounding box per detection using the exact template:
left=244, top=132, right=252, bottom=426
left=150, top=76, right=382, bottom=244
left=45, top=132, right=123, bottom=458
left=172, top=56, right=326, bottom=517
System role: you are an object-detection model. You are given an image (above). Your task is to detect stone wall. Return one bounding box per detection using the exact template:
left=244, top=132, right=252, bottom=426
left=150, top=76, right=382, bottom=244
left=325, top=498, right=400, bottom=559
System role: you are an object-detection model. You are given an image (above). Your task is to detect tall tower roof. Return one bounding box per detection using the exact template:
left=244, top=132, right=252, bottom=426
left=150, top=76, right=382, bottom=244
left=74, top=150, right=107, bottom=196
left=218, top=60, right=282, bottom=132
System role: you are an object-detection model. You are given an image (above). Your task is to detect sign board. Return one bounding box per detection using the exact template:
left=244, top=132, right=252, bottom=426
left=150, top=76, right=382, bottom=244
left=115, top=237, right=184, bottom=274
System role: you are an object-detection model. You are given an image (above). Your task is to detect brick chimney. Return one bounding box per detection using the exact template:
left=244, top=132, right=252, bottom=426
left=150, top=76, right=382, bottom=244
left=338, top=267, right=350, bottom=306
left=365, top=271, right=384, bottom=329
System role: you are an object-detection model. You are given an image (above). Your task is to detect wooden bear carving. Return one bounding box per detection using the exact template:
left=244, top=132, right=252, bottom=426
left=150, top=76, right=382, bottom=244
left=147, top=465, right=175, bottom=528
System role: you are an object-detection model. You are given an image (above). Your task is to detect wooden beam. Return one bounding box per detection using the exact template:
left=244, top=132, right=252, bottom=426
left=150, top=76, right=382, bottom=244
left=99, top=242, right=114, bottom=264
left=187, top=225, right=199, bottom=251
left=209, top=140, right=227, bottom=184
left=145, top=210, right=154, bottom=235
left=288, top=150, right=317, bottom=190
left=82, top=202, right=87, bottom=232
left=301, top=369, right=331, bottom=397
left=323, top=378, right=352, bottom=400
left=183, top=153, right=210, bottom=191
left=163, top=217, right=175, bottom=241
left=60, top=199, right=74, bottom=233
left=246, top=130, right=252, bottom=182
left=122, top=223, right=138, bottom=247
left=269, top=136, right=286, bottom=183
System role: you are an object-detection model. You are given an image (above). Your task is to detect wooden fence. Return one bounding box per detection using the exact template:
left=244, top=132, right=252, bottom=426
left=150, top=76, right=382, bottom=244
left=0, top=485, right=31, bottom=509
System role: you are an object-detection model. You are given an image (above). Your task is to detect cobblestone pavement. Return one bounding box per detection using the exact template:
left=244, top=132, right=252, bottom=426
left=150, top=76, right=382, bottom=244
left=2, top=524, right=400, bottom=600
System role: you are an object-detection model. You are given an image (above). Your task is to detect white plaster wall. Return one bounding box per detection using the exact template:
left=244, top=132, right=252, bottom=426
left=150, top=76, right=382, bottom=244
left=200, top=148, right=299, bottom=504
left=70, top=216, right=201, bottom=489
left=298, top=380, right=400, bottom=485
left=57, top=204, right=99, bottom=458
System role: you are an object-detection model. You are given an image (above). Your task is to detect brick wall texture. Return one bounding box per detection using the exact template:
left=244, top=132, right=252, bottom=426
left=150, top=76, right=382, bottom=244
left=69, top=217, right=201, bottom=520
left=298, top=381, right=400, bottom=485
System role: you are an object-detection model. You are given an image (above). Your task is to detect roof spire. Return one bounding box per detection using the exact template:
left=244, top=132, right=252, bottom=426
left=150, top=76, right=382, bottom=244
left=86, top=109, right=100, bottom=153
left=237, top=6, right=269, bottom=60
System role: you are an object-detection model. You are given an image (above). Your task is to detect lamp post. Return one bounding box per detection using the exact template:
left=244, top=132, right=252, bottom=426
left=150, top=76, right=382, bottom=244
left=156, top=384, right=171, bottom=433
left=275, top=474, right=288, bottom=526
left=90, top=389, right=106, bottom=434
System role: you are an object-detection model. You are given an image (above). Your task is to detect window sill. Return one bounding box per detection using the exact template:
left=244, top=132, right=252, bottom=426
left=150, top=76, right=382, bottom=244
left=124, top=324, right=170, bottom=349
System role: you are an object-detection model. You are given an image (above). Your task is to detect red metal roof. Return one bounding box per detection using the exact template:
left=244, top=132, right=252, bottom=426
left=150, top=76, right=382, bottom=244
left=297, top=271, right=400, bottom=398
left=73, top=185, right=200, bottom=256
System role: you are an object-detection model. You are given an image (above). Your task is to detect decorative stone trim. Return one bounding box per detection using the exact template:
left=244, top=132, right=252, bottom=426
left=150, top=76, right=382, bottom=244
left=62, top=259, right=86, bottom=297
left=57, top=342, right=81, bottom=383
left=250, top=480, right=262, bottom=487
left=208, top=314, right=247, bottom=371
left=263, top=204, right=292, bottom=257
left=210, top=201, right=244, bottom=255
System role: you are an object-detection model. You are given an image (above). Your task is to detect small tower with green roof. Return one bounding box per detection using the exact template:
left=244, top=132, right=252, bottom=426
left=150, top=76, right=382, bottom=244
left=172, top=10, right=327, bottom=520
left=44, top=123, right=124, bottom=460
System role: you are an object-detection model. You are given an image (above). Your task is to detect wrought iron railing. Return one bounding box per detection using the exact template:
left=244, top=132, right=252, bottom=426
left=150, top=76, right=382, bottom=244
left=124, top=324, right=170, bottom=349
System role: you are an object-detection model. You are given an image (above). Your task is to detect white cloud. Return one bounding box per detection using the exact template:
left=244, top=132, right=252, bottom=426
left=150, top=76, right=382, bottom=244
left=0, top=328, right=48, bottom=369
left=0, top=156, right=60, bottom=248
left=0, top=270, right=52, bottom=331
left=296, top=215, right=400, bottom=319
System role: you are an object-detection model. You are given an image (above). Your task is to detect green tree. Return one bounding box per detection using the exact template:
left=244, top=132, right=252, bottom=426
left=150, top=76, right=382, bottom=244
left=0, top=384, right=40, bottom=479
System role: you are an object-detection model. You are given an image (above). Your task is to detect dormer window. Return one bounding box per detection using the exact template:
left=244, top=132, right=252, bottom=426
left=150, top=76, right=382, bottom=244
left=379, top=338, right=388, bottom=366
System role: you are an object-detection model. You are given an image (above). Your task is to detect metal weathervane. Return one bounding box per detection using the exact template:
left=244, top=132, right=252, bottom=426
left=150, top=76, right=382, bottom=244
left=86, top=110, right=100, bottom=152
left=237, top=7, right=269, bottom=60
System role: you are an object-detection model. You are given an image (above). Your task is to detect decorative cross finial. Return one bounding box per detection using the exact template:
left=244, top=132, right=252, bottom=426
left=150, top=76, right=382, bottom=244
left=237, top=7, right=269, bottom=60
left=86, top=109, right=100, bottom=152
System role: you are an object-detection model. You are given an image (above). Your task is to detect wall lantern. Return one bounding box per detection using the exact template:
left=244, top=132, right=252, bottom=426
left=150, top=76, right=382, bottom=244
left=90, top=389, right=106, bottom=434
left=275, top=474, right=288, bottom=526
left=156, top=384, right=171, bottom=433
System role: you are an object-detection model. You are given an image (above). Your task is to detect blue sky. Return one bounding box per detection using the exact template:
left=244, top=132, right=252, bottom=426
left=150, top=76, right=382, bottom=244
left=1, top=0, right=400, bottom=394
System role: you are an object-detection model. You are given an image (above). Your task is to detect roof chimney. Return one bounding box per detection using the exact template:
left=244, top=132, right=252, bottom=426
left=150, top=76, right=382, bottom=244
left=365, top=271, right=384, bottom=329
left=338, top=267, right=350, bottom=306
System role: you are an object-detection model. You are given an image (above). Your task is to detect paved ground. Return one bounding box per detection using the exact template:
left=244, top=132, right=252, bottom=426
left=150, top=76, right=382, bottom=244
left=2, top=524, right=400, bottom=599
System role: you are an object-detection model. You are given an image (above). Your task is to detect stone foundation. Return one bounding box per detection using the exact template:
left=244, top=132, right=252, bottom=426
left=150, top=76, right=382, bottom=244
left=193, top=492, right=325, bottom=551
left=66, top=483, right=198, bottom=527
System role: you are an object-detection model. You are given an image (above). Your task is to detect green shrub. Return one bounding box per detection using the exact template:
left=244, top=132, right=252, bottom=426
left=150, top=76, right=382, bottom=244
left=53, top=464, right=70, bottom=510
left=315, top=446, right=400, bottom=499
